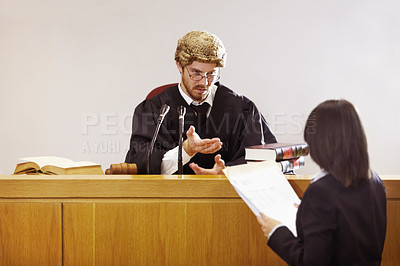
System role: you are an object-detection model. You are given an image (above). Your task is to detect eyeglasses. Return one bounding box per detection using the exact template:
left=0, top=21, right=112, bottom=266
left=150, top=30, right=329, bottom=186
left=185, top=67, right=220, bottom=82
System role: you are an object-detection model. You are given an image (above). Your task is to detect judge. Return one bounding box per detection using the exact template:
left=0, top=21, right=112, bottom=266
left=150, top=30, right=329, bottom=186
left=125, top=30, right=277, bottom=174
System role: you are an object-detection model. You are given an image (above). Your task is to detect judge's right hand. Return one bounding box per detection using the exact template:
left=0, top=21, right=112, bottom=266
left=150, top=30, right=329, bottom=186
left=183, top=125, right=222, bottom=156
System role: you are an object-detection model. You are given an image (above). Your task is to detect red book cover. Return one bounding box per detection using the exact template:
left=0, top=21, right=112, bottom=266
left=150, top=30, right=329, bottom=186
left=245, top=143, right=309, bottom=161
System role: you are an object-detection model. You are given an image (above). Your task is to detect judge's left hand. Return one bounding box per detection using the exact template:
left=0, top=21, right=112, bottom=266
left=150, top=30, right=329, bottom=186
left=256, top=212, right=282, bottom=238
left=189, top=154, right=226, bottom=175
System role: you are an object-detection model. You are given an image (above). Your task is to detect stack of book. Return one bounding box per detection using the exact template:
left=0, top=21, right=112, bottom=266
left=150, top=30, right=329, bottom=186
left=245, top=143, right=310, bottom=174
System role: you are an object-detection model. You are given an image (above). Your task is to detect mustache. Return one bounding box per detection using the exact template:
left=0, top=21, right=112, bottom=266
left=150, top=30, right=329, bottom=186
left=193, top=85, right=208, bottom=90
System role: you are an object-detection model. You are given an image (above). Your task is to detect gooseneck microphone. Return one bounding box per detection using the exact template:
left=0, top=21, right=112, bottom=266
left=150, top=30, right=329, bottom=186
left=177, top=106, right=186, bottom=174
left=146, top=104, right=170, bottom=174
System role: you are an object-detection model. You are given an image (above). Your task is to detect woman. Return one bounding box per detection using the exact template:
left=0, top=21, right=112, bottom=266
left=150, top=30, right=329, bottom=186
left=257, top=99, right=387, bottom=265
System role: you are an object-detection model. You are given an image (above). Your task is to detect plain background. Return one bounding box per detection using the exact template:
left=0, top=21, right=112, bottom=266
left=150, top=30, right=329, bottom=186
left=1, top=0, right=399, bottom=175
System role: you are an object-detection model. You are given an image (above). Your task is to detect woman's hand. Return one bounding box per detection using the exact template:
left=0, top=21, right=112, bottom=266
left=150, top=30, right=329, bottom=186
left=256, top=212, right=282, bottom=238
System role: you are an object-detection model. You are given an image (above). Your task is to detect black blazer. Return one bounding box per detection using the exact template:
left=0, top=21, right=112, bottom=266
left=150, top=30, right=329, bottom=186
left=268, top=172, right=387, bottom=266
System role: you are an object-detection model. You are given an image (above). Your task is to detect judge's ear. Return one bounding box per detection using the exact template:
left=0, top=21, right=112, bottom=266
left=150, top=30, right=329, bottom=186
left=176, top=61, right=183, bottom=74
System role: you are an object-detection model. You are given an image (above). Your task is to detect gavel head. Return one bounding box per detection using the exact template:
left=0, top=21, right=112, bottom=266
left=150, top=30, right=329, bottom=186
left=105, top=163, right=137, bottom=175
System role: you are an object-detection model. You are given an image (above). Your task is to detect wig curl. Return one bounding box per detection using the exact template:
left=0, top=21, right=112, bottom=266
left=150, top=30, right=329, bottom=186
left=175, top=31, right=226, bottom=67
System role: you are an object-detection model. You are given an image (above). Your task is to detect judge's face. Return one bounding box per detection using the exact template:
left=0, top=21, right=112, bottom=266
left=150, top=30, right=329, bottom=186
left=177, top=61, right=220, bottom=103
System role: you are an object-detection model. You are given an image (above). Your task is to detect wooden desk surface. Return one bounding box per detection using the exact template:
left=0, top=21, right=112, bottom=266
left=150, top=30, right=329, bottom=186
left=0, top=174, right=398, bottom=199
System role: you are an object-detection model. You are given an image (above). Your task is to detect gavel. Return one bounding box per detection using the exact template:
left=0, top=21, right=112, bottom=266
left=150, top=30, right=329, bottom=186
left=105, top=163, right=137, bottom=175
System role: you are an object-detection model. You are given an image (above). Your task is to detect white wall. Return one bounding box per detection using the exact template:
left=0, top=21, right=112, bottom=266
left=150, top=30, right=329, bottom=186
left=1, top=0, right=399, bottom=175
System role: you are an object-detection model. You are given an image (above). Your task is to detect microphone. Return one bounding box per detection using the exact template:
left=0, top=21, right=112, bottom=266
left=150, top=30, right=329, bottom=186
left=157, top=104, right=170, bottom=123
left=146, top=104, right=170, bottom=174
left=177, top=106, right=186, bottom=174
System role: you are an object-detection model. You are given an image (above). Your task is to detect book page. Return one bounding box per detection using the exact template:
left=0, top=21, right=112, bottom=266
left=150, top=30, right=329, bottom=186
left=42, top=161, right=100, bottom=168
left=20, top=156, right=99, bottom=168
left=20, top=156, right=74, bottom=168
left=223, top=161, right=300, bottom=236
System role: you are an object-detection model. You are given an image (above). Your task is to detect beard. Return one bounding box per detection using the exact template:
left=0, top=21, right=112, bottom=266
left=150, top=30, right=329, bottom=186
left=182, top=78, right=209, bottom=102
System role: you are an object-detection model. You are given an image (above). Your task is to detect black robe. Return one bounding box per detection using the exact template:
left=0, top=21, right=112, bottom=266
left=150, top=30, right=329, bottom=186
left=125, top=83, right=277, bottom=174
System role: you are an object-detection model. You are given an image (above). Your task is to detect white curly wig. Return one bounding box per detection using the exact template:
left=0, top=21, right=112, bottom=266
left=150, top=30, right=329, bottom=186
left=174, top=31, right=226, bottom=67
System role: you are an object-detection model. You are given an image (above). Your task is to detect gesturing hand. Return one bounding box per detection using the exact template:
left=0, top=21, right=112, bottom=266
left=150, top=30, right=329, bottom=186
left=183, top=125, right=222, bottom=156
left=189, top=154, right=226, bottom=175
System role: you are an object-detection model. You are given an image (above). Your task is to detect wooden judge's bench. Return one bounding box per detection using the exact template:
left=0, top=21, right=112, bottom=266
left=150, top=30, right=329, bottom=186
left=0, top=175, right=399, bottom=265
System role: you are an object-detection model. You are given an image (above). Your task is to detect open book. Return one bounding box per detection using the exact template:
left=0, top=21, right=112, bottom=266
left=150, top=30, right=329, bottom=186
left=223, top=161, right=300, bottom=236
left=13, top=156, right=104, bottom=175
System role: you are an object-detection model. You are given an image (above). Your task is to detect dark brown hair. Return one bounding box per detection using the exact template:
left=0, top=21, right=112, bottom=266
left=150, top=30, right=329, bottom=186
left=304, top=99, right=370, bottom=187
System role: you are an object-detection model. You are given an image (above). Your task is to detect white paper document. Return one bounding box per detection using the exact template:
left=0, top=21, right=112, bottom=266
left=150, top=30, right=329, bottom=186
left=223, top=161, right=300, bottom=236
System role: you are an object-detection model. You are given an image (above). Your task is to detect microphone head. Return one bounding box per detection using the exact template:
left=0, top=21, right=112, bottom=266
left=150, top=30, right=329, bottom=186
left=160, top=104, right=170, bottom=115
left=177, top=106, right=186, bottom=116
left=157, top=104, right=170, bottom=123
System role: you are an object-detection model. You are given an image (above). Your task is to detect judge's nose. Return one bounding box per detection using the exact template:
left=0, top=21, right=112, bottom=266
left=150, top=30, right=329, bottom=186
left=198, top=76, right=209, bottom=86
